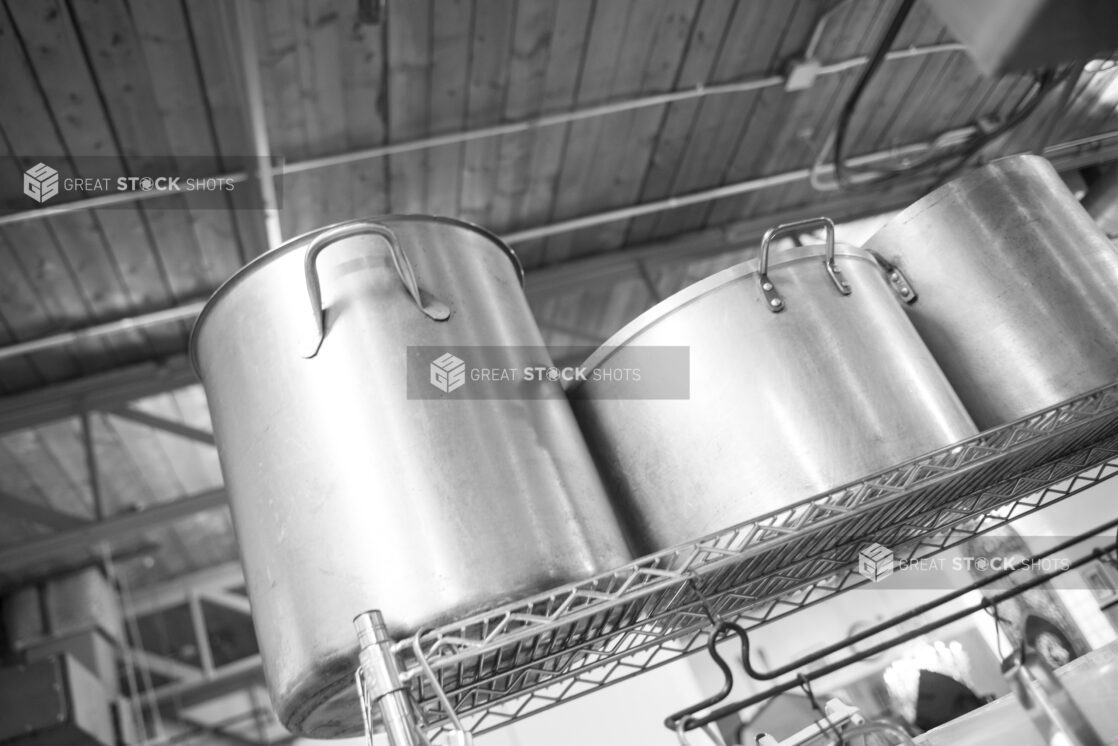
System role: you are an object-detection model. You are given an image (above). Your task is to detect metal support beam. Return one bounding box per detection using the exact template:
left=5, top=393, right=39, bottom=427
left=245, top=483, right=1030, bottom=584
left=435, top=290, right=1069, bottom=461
left=141, top=656, right=264, bottom=709
left=129, top=649, right=206, bottom=683
left=0, top=356, right=198, bottom=433
left=636, top=260, right=665, bottom=303
left=113, top=561, right=264, bottom=734
left=189, top=591, right=217, bottom=676
left=126, top=561, right=245, bottom=616
left=0, top=489, right=89, bottom=529
left=0, top=487, right=228, bottom=570
left=203, top=590, right=252, bottom=617
left=0, top=301, right=205, bottom=363
left=159, top=709, right=284, bottom=746
left=106, top=405, right=216, bottom=445
left=80, top=410, right=104, bottom=520
left=0, top=542, right=158, bottom=591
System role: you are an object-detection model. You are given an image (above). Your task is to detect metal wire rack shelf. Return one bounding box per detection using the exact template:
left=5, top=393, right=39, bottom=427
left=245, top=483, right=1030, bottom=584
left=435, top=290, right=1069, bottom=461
left=374, top=380, right=1118, bottom=740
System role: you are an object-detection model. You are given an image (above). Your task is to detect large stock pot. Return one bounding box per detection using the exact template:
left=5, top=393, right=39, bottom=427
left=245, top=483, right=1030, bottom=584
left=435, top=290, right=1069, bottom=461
left=190, top=216, right=630, bottom=737
left=863, top=155, right=1118, bottom=429
left=569, top=218, right=978, bottom=557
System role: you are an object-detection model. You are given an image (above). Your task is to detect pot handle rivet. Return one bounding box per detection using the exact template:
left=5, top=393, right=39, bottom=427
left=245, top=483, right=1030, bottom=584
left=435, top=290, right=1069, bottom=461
left=865, top=248, right=918, bottom=304
left=302, top=221, right=451, bottom=358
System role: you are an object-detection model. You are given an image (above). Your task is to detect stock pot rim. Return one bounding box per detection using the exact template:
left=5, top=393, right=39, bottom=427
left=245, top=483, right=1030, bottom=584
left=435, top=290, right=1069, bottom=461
left=567, top=242, right=878, bottom=389
left=188, top=214, right=523, bottom=376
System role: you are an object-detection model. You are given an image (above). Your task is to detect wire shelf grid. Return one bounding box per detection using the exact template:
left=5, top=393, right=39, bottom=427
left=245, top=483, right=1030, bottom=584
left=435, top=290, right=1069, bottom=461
left=380, top=381, right=1118, bottom=737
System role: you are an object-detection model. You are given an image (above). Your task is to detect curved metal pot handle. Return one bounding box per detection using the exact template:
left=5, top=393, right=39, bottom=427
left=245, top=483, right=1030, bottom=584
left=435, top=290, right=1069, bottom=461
left=1008, top=645, right=1105, bottom=746
left=758, top=216, right=850, bottom=313
left=302, top=221, right=451, bottom=358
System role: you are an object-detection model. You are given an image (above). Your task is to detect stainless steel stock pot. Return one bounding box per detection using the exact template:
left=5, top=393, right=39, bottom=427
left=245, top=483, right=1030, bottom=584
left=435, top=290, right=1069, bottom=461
left=191, top=216, right=630, bottom=737
left=863, top=155, right=1118, bottom=429
left=569, top=218, right=978, bottom=557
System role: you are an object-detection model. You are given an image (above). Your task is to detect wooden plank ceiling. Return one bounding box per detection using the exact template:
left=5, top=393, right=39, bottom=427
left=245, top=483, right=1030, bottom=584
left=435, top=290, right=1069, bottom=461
left=0, top=0, right=1117, bottom=587
left=2, top=0, right=1118, bottom=391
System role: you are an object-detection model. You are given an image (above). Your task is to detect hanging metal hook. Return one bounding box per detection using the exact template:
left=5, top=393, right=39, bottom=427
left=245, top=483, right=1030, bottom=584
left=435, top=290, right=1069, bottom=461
left=664, top=621, right=753, bottom=730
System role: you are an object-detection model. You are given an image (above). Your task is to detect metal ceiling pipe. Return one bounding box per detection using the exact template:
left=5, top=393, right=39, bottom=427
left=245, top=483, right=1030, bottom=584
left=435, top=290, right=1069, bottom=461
left=275, top=47, right=962, bottom=176
left=1083, top=163, right=1118, bottom=237
left=503, top=169, right=807, bottom=242
left=0, top=43, right=966, bottom=229
left=0, top=129, right=1115, bottom=365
